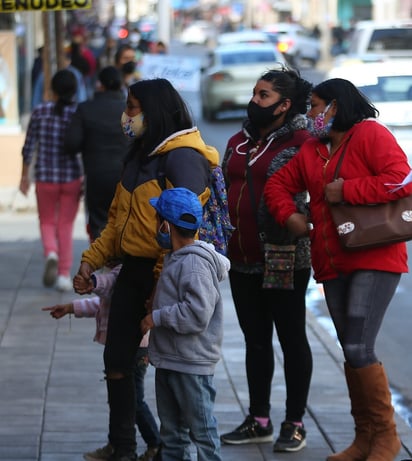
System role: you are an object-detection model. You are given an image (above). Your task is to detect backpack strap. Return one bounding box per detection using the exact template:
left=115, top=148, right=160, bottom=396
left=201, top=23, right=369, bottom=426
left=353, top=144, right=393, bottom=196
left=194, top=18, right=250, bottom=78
left=157, top=154, right=168, bottom=190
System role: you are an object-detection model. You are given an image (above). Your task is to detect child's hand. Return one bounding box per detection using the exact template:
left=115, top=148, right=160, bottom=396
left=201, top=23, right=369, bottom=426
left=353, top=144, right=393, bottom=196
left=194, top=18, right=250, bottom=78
left=73, top=274, right=93, bottom=294
left=42, top=303, right=73, bottom=319
left=140, top=314, right=154, bottom=336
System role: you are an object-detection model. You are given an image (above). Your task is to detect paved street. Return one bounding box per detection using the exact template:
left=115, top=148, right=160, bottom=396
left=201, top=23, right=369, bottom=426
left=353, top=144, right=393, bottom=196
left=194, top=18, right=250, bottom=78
left=0, top=209, right=412, bottom=461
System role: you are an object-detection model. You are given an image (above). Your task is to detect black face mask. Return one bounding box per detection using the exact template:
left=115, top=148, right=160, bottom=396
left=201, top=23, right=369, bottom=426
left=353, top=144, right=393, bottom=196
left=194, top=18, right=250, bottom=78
left=122, top=60, right=136, bottom=74
left=247, top=100, right=284, bottom=128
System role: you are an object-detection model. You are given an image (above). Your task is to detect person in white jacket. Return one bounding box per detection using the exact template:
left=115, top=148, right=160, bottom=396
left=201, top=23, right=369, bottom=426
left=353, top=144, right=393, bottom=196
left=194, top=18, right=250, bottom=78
left=42, top=265, right=161, bottom=461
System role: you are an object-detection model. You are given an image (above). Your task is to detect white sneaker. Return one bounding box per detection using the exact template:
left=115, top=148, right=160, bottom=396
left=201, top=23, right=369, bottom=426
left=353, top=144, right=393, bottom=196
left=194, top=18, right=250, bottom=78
left=55, top=275, right=72, bottom=292
left=43, top=252, right=58, bottom=287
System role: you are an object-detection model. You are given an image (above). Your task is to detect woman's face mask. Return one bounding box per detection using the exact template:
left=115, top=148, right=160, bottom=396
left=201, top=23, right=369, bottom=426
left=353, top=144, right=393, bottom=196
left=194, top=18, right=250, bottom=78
left=156, top=220, right=172, bottom=249
left=120, top=112, right=146, bottom=138
left=247, top=100, right=284, bottom=128
left=307, top=102, right=334, bottom=138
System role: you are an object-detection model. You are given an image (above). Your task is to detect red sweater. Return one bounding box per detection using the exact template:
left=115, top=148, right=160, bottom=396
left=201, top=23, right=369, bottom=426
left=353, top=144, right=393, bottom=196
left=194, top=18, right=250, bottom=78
left=264, top=120, right=411, bottom=282
left=225, top=127, right=310, bottom=265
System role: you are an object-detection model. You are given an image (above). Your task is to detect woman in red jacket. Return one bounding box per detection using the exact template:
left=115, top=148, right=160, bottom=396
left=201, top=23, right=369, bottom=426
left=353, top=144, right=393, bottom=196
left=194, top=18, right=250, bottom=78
left=264, top=78, right=412, bottom=461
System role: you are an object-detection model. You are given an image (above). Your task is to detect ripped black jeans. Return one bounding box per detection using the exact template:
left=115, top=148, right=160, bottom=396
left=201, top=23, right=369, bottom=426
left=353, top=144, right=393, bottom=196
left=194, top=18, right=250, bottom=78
left=104, top=256, right=156, bottom=457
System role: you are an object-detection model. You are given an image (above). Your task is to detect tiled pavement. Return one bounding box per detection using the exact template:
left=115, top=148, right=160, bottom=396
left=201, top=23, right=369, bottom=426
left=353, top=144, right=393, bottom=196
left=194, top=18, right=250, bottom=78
left=1, top=210, right=412, bottom=461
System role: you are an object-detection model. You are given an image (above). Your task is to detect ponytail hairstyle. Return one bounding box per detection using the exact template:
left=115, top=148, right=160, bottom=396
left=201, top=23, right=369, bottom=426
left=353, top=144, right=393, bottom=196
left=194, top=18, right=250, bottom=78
left=51, top=69, right=77, bottom=116
left=259, top=67, right=313, bottom=123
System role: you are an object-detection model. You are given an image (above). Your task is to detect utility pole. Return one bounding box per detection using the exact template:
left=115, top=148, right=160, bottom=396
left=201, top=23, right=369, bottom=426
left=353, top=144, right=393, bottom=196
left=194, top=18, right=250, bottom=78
left=157, top=0, right=171, bottom=44
left=41, top=10, right=66, bottom=101
left=55, top=11, right=66, bottom=70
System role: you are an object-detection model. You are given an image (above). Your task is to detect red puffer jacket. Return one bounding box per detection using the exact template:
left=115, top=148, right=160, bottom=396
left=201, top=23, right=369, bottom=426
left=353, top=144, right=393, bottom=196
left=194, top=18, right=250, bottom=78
left=264, top=120, right=412, bottom=282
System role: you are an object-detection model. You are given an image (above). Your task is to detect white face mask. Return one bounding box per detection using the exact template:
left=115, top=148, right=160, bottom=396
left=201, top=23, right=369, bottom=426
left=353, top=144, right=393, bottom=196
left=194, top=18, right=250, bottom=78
left=120, top=112, right=146, bottom=138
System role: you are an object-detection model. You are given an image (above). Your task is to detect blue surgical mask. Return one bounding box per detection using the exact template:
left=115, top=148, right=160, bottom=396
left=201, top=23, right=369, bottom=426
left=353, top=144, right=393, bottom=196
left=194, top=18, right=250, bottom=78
left=156, top=221, right=172, bottom=249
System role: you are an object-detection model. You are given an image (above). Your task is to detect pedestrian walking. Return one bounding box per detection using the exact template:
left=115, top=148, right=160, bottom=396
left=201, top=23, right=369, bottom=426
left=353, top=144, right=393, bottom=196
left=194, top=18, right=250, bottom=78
left=19, top=69, right=82, bottom=292
left=64, top=66, right=130, bottom=242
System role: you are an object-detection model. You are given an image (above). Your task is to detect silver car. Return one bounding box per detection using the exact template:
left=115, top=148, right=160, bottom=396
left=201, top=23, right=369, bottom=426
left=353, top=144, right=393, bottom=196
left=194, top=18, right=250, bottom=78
left=200, top=43, right=286, bottom=121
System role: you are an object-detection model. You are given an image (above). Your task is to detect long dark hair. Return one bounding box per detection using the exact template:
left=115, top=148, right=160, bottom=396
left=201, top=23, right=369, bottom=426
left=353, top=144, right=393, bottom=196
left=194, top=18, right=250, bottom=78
left=312, top=78, right=379, bottom=131
left=128, top=78, right=194, bottom=157
left=51, top=69, right=77, bottom=116
left=259, top=67, right=312, bottom=123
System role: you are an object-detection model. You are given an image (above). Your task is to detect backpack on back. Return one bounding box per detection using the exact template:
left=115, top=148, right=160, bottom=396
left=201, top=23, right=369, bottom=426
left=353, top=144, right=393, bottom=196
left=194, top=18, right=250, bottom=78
left=157, top=156, right=234, bottom=255
left=198, top=164, right=235, bottom=255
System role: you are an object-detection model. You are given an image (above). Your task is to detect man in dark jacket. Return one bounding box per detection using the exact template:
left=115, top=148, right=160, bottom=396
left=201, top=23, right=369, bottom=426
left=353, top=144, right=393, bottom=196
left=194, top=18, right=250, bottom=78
left=65, top=66, right=130, bottom=241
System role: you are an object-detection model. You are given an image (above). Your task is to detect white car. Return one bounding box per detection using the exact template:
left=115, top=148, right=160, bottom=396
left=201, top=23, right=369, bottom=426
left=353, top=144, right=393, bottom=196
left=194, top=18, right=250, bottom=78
left=216, top=30, right=271, bottom=46
left=200, top=42, right=286, bottom=121
left=180, top=21, right=216, bottom=46
left=262, top=23, right=321, bottom=67
left=327, top=60, right=412, bottom=160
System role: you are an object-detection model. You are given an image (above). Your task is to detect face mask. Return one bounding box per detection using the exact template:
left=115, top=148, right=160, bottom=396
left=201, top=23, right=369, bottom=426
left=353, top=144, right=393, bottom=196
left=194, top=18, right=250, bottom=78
left=156, top=221, right=172, bottom=249
left=247, top=100, right=284, bottom=128
left=307, top=103, right=334, bottom=137
left=121, top=112, right=146, bottom=138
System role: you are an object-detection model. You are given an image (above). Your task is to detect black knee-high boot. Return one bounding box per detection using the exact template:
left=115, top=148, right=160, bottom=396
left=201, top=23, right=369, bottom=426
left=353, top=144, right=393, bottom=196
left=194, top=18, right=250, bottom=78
left=107, top=375, right=137, bottom=459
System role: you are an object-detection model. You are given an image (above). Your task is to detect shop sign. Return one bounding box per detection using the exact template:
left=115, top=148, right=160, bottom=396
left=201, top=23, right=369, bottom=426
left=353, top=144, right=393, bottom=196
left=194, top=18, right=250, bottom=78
left=0, top=0, right=91, bottom=12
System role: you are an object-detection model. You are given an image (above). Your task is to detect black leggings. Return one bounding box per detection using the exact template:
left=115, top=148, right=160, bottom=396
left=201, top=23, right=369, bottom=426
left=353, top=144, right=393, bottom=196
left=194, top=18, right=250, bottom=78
left=104, top=256, right=156, bottom=374
left=229, top=268, right=313, bottom=421
left=103, top=256, right=156, bottom=456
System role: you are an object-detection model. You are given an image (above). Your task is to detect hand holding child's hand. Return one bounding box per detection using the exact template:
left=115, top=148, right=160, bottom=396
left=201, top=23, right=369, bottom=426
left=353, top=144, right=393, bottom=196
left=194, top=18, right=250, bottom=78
left=73, top=274, right=93, bottom=294
left=74, top=262, right=93, bottom=294
left=42, top=303, right=73, bottom=319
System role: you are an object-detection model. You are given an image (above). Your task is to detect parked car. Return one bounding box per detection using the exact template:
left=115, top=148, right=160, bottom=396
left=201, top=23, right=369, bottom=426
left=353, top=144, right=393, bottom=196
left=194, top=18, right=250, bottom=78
left=262, top=23, right=321, bottom=67
left=180, top=21, right=216, bottom=46
left=327, top=60, right=412, bottom=160
left=200, top=42, right=286, bottom=121
left=216, top=30, right=271, bottom=46
left=343, top=20, right=412, bottom=62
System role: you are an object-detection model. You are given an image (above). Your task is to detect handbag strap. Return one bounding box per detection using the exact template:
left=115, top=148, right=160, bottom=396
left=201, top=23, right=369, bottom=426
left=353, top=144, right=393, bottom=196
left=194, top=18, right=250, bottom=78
left=333, top=135, right=352, bottom=180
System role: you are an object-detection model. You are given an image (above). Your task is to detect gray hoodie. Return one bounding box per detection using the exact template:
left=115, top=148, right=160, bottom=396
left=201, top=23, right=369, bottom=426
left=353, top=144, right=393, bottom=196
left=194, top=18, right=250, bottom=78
left=149, top=240, right=230, bottom=375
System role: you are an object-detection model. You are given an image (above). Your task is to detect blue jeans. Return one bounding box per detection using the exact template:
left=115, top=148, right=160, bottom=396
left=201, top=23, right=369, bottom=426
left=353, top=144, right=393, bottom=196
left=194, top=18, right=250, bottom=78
left=155, top=369, right=221, bottom=461
left=134, top=348, right=161, bottom=448
left=323, top=270, right=400, bottom=368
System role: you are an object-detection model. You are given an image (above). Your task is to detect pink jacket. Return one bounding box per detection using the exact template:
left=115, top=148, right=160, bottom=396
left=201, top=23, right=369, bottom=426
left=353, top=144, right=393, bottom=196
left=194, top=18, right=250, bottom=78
left=264, top=120, right=412, bottom=282
left=73, top=265, right=149, bottom=347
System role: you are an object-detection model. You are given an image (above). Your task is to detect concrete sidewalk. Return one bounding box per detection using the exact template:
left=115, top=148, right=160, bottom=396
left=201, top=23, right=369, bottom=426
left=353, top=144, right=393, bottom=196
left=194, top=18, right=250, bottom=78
left=0, top=209, right=412, bottom=461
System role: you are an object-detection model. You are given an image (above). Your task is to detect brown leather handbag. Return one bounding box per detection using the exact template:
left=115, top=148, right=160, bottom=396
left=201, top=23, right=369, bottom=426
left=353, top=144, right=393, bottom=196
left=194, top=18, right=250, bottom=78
left=329, top=142, right=412, bottom=251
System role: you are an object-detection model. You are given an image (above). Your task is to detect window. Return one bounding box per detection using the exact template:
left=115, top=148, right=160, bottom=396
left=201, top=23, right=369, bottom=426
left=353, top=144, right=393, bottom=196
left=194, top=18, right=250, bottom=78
left=368, top=28, right=412, bottom=51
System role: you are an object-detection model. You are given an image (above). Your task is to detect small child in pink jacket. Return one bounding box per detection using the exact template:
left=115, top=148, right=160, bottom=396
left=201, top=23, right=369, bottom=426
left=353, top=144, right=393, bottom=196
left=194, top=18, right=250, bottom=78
left=42, top=265, right=161, bottom=461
